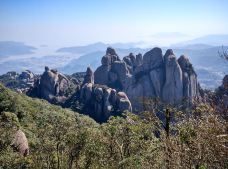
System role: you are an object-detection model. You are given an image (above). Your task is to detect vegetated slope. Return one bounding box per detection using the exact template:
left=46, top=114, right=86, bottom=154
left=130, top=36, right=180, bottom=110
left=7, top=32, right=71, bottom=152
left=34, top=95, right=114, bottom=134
left=0, top=83, right=227, bottom=168
left=0, top=83, right=98, bottom=168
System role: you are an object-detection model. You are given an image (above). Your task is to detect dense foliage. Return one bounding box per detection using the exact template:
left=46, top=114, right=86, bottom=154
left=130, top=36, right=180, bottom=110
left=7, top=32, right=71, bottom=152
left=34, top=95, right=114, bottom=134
left=0, top=83, right=227, bottom=169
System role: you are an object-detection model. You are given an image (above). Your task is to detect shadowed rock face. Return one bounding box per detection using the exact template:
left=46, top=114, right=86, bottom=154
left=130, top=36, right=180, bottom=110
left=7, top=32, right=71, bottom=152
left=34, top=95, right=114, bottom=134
left=178, top=55, right=198, bottom=103
left=27, top=66, right=73, bottom=104
left=94, top=47, right=201, bottom=112
left=39, top=66, right=69, bottom=103
left=83, top=67, right=94, bottom=85
left=162, top=54, right=183, bottom=104
left=222, top=75, right=228, bottom=90
left=94, top=48, right=132, bottom=91
left=81, top=68, right=131, bottom=122
left=80, top=83, right=132, bottom=122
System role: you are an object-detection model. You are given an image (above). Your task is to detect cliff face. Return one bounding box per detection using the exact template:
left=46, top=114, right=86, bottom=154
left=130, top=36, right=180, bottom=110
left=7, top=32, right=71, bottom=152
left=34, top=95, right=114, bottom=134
left=80, top=67, right=132, bottom=122
left=94, top=47, right=200, bottom=111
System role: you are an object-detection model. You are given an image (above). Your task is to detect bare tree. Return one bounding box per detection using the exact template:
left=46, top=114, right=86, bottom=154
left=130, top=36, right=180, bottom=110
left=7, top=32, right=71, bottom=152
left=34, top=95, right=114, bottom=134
left=218, top=45, right=228, bottom=61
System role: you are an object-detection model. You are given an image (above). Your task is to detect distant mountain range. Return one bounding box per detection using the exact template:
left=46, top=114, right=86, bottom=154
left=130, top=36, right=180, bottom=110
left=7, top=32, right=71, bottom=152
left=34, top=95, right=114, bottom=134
left=0, top=34, right=228, bottom=89
left=56, top=42, right=140, bottom=54
left=0, top=41, right=36, bottom=57
left=172, top=34, right=228, bottom=47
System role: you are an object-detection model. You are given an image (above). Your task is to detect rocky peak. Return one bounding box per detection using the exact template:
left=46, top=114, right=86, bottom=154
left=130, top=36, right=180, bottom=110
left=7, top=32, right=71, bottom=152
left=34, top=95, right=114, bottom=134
left=45, top=66, right=49, bottom=72
left=83, top=67, right=94, bottom=84
left=29, top=67, right=72, bottom=104
left=106, top=47, right=118, bottom=56
left=178, top=55, right=195, bottom=75
left=164, top=49, right=174, bottom=59
left=94, top=47, right=201, bottom=111
left=136, top=53, right=143, bottom=66
left=143, top=47, right=164, bottom=71
left=162, top=53, right=183, bottom=104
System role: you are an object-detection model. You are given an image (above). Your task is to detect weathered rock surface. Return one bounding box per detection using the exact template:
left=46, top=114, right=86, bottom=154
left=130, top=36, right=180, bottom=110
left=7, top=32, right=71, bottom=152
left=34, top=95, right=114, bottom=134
left=38, top=66, right=69, bottom=103
left=28, top=66, right=80, bottom=104
left=95, top=48, right=132, bottom=91
left=162, top=54, right=183, bottom=104
left=0, top=70, right=35, bottom=93
left=11, top=130, right=29, bottom=156
left=80, top=82, right=132, bottom=122
left=94, top=47, right=201, bottom=111
left=83, top=67, right=94, bottom=85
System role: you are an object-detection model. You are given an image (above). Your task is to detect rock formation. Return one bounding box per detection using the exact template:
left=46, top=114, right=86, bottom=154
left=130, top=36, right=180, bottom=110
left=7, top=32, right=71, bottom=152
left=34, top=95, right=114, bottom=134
left=38, top=66, right=69, bottom=103
left=0, top=70, right=35, bottom=93
left=94, top=47, right=201, bottom=112
left=11, top=130, right=29, bottom=156
left=83, top=67, right=94, bottom=85
left=81, top=68, right=132, bottom=122
left=19, top=70, right=34, bottom=82
left=94, top=48, right=132, bottom=91
left=27, top=66, right=76, bottom=104
left=162, top=50, right=183, bottom=104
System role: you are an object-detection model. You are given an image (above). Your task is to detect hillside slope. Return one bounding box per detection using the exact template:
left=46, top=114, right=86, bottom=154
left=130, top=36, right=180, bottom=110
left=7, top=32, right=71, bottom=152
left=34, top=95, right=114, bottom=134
left=0, top=83, right=227, bottom=168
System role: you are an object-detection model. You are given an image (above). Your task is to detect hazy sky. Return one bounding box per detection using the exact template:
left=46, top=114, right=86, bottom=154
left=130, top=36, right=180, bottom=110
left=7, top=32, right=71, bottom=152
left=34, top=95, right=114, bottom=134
left=0, top=0, right=228, bottom=46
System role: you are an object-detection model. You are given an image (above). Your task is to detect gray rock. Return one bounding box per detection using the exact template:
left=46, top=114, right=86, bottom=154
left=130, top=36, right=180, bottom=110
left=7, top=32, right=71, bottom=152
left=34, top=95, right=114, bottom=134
left=111, top=61, right=129, bottom=84
left=101, top=55, right=110, bottom=66
left=178, top=55, right=198, bottom=102
left=39, top=67, right=69, bottom=103
left=162, top=54, right=183, bottom=104
left=80, top=83, right=93, bottom=103
left=94, top=65, right=110, bottom=85
left=79, top=84, right=132, bottom=122
left=117, top=92, right=132, bottom=112
left=94, top=47, right=200, bottom=112
left=136, top=53, right=143, bottom=66
left=19, top=70, right=34, bottom=81
left=106, top=47, right=119, bottom=58
left=149, top=68, right=164, bottom=97
left=143, top=47, right=163, bottom=70
left=83, top=67, right=94, bottom=85
left=11, top=130, right=29, bottom=156
left=108, top=71, right=118, bottom=83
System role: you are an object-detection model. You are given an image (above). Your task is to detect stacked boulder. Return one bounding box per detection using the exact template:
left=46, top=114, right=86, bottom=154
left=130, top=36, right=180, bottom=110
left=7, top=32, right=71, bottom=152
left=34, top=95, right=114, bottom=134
left=11, top=130, right=29, bottom=157
left=81, top=67, right=132, bottom=122
left=94, top=47, right=132, bottom=90
left=0, top=70, right=35, bottom=93
left=30, top=66, right=70, bottom=104
left=94, top=47, right=200, bottom=112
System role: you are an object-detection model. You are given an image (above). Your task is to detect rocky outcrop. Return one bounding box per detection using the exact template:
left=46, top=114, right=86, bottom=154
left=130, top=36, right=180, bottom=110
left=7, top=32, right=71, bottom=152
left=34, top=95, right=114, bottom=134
left=11, top=130, right=29, bottom=156
left=178, top=55, right=198, bottom=103
left=27, top=66, right=79, bottom=104
left=162, top=51, right=183, bottom=104
left=80, top=82, right=132, bottom=122
left=38, top=66, right=69, bottom=103
left=94, top=47, right=201, bottom=112
left=19, top=70, right=34, bottom=82
left=83, top=67, right=94, bottom=85
left=95, top=48, right=133, bottom=91
left=94, top=47, right=122, bottom=86
left=0, top=70, right=35, bottom=93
